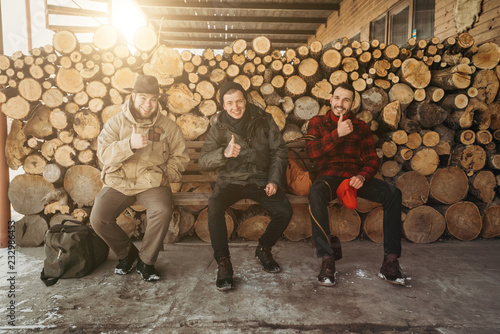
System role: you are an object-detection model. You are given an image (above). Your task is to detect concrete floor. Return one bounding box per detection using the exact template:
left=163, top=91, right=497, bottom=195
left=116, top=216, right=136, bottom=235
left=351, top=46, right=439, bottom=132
left=0, top=237, right=499, bottom=334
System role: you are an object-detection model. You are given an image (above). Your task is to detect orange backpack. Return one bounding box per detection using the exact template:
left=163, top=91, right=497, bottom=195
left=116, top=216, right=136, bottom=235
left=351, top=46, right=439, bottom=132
left=286, top=150, right=312, bottom=196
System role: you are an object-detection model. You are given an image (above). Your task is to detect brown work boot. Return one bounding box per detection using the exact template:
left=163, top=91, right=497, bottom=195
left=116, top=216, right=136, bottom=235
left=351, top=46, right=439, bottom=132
left=216, top=256, right=234, bottom=292
left=255, top=245, right=281, bottom=273
left=318, top=255, right=336, bottom=287
left=379, top=255, right=405, bottom=286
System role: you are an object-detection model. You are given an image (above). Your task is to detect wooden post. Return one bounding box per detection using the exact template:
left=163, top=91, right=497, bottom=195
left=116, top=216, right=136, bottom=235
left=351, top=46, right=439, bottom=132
left=0, top=1, right=11, bottom=248
left=25, top=0, right=32, bottom=51
left=0, top=112, right=11, bottom=248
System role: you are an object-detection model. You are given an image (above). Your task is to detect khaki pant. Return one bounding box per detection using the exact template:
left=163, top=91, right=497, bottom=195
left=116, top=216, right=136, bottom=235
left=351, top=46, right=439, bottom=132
left=90, top=186, right=173, bottom=265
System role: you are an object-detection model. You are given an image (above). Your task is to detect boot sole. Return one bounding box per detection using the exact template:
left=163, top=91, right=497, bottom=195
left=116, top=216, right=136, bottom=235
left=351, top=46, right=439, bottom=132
left=318, top=280, right=336, bottom=287
left=137, top=269, right=160, bottom=281
left=114, top=258, right=138, bottom=275
left=378, top=273, right=406, bottom=286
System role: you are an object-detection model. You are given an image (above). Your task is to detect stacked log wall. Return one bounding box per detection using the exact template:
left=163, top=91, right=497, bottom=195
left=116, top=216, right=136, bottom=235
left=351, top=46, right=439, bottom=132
left=1, top=25, right=500, bottom=246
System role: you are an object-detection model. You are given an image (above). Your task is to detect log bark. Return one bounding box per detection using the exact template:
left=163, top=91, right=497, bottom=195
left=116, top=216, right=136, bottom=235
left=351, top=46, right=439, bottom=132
left=5, top=119, right=31, bottom=170
left=133, top=26, right=157, bottom=53
left=23, top=154, right=47, bottom=175
left=451, top=145, right=486, bottom=175
left=15, top=214, right=48, bottom=247
left=252, top=36, right=271, bottom=56
left=472, top=69, right=499, bottom=104
left=410, top=147, right=439, bottom=176
left=469, top=170, right=496, bottom=204
left=430, top=64, right=472, bottom=90
left=166, top=83, right=201, bottom=115
left=481, top=204, right=500, bottom=238
left=363, top=206, right=384, bottom=243
left=176, top=113, right=210, bottom=140
left=361, top=87, right=388, bottom=115
left=403, top=205, right=445, bottom=243
left=471, top=42, right=500, bottom=70
left=445, top=202, right=482, bottom=241
left=63, top=165, right=103, bottom=207
left=293, top=96, right=320, bottom=121
left=396, top=171, right=429, bottom=209
left=388, top=83, right=414, bottom=112
left=284, top=75, right=307, bottom=98
left=400, top=58, right=431, bottom=88
left=283, top=204, right=312, bottom=241
left=8, top=174, right=55, bottom=215
left=236, top=205, right=270, bottom=241
left=429, top=167, right=469, bottom=204
left=328, top=204, right=361, bottom=242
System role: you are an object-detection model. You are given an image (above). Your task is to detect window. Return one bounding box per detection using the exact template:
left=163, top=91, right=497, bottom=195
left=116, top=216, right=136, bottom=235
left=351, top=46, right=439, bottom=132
left=389, top=4, right=411, bottom=46
left=414, top=0, right=435, bottom=41
left=370, top=15, right=386, bottom=42
left=369, top=0, right=434, bottom=46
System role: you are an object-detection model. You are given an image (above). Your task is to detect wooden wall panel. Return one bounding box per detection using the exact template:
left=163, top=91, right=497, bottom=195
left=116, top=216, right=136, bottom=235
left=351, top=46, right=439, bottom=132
left=311, top=0, right=399, bottom=45
left=312, top=0, right=500, bottom=47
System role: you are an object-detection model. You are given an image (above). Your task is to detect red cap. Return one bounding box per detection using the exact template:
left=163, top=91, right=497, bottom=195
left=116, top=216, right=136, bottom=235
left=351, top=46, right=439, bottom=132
left=336, top=179, right=358, bottom=210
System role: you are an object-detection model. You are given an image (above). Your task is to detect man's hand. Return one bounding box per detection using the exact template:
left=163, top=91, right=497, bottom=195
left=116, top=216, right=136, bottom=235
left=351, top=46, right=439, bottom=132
left=265, top=182, right=278, bottom=197
left=349, top=175, right=365, bottom=189
left=336, top=113, right=353, bottom=137
left=224, top=134, right=241, bottom=158
left=130, top=125, right=148, bottom=150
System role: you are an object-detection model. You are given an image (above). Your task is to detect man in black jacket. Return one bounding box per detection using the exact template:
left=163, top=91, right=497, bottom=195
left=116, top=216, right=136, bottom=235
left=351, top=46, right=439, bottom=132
left=199, top=82, right=292, bottom=291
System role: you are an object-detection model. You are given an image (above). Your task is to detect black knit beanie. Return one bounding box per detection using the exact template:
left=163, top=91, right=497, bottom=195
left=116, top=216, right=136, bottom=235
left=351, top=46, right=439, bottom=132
left=218, top=81, right=247, bottom=105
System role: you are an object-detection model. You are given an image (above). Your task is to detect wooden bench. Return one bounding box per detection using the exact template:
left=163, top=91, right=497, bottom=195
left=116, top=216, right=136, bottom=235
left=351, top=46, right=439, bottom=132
left=171, top=140, right=313, bottom=206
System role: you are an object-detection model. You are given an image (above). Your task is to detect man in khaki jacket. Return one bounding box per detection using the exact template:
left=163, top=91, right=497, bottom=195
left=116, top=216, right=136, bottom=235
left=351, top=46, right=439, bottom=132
left=90, top=75, right=189, bottom=281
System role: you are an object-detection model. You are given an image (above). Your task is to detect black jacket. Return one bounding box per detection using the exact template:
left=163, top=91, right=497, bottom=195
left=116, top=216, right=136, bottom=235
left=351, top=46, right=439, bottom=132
left=199, top=104, right=288, bottom=188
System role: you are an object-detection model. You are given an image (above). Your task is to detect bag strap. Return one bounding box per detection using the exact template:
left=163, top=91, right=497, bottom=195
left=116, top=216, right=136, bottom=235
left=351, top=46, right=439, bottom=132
left=308, top=179, right=343, bottom=261
left=40, top=248, right=66, bottom=287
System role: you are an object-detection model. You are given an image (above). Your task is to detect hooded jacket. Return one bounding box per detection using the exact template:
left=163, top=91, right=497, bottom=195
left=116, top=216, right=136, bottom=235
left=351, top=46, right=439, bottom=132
left=199, top=103, right=288, bottom=188
left=97, top=98, right=190, bottom=196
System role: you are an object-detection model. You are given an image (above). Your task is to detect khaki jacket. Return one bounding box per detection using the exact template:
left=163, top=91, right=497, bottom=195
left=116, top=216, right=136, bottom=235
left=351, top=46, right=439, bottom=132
left=97, top=99, right=189, bottom=196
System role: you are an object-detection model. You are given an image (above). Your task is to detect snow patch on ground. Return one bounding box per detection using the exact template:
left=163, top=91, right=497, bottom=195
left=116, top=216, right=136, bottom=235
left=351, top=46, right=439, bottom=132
left=354, top=269, right=371, bottom=279
left=0, top=248, right=43, bottom=281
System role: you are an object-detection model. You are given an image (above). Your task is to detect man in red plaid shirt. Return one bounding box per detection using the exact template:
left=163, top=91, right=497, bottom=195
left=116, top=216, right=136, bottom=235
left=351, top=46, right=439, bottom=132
left=306, top=82, right=405, bottom=286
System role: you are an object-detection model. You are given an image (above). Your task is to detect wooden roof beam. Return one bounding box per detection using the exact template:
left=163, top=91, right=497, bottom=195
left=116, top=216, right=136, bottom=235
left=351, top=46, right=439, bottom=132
left=135, top=0, right=339, bottom=11
left=159, top=27, right=316, bottom=36
left=161, top=36, right=308, bottom=44
left=150, top=15, right=326, bottom=24
left=46, top=4, right=108, bottom=17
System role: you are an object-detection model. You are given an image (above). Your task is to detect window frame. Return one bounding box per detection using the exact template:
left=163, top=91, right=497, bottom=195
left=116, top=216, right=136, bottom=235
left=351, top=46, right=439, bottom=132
left=369, top=0, right=434, bottom=46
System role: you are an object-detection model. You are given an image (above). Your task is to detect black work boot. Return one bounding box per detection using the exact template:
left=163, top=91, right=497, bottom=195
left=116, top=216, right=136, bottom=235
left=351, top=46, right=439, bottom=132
left=114, top=244, right=139, bottom=275
left=136, top=257, right=160, bottom=282
left=318, top=255, right=335, bottom=287
left=216, top=256, right=234, bottom=292
left=255, top=245, right=281, bottom=273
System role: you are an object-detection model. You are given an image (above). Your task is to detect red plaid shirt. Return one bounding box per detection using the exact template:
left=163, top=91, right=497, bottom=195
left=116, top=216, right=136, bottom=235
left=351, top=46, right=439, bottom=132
left=306, top=110, right=379, bottom=180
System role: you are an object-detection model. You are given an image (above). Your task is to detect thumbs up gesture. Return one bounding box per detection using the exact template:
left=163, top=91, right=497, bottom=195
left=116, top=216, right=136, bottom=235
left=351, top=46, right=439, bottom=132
left=336, top=113, right=353, bottom=137
left=130, top=124, right=148, bottom=150
left=224, top=134, right=241, bottom=158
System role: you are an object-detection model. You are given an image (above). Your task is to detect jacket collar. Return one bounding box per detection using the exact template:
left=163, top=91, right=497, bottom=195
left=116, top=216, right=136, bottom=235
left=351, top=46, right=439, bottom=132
left=327, top=109, right=353, bottom=123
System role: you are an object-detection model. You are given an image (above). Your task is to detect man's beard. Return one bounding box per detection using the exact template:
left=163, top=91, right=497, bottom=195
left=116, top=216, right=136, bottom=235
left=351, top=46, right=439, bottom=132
left=130, top=97, right=157, bottom=120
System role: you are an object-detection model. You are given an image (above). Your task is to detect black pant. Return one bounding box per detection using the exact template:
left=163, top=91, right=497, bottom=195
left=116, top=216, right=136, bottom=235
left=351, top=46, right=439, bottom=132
left=309, top=176, right=403, bottom=258
left=208, top=183, right=293, bottom=259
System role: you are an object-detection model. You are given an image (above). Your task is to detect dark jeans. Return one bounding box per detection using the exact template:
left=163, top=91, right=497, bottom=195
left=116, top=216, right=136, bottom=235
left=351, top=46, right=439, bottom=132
left=208, top=183, right=293, bottom=259
left=308, top=176, right=402, bottom=258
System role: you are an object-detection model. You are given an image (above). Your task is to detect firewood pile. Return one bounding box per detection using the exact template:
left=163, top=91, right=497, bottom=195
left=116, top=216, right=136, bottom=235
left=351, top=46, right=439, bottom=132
left=1, top=24, right=499, bottom=246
